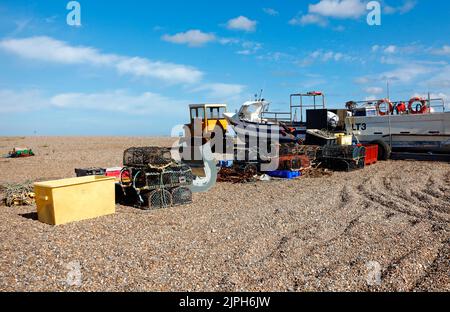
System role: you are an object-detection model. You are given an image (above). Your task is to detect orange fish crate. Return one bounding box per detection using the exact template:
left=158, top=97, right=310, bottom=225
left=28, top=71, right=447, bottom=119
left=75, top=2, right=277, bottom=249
left=363, top=144, right=379, bottom=166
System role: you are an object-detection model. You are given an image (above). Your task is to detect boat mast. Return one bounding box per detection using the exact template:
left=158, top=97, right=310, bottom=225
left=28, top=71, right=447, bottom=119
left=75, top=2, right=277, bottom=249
left=386, top=80, right=390, bottom=101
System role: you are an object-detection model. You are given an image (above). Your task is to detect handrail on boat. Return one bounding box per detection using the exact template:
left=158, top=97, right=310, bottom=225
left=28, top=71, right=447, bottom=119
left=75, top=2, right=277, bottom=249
left=427, top=98, right=446, bottom=113
left=261, top=92, right=327, bottom=123
left=261, top=111, right=292, bottom=122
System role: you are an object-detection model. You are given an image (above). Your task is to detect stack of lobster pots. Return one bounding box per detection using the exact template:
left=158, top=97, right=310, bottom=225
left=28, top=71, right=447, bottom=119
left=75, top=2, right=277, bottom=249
left=277, top=143, right=312, bottom=170
left=264, top=143, right=316, bottom=178
left=120, top=147, right=194, bottom=210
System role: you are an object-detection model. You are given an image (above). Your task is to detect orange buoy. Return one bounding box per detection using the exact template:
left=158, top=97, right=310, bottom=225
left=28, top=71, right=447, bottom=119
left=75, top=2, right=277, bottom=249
left=396, top=101, right=407, bottom=114
left=376, top=99, right=393, bottom=116
left=408, top=97, right=428, bottom=114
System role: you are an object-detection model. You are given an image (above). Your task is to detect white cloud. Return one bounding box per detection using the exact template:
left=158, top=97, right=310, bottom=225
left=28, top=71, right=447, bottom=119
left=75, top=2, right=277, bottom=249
left=298, top=50, right=353, bottom=66
left=236, top=50, right=252, bottom=55
left=0, top=85, right=250, bottom=115
left=293, top=0, right=416, bottom=28
left=0, top=89, right=48, bottom=113
left=116, top=57, right=202, bottom=84
left=218, top=37, right=240, bottom=45
left=300, top=78, right=328, bottom=89
left=162, top=29, right=216, bottom=47
left=355, top=77, right=370, bottom=84
left=384, top=0, right=417, bottom=14
left=257, top=51, right=293, bottom=62
left=159, top=30, right=264, bottom=56
left=431, top=45, right=450, bottom=56
left=226, top=16, right=257, bottom=32
left=384, top=45, right=397, bottom=54
left=0, top=89, right=187, bottom=115
left=290, top=14, right=328, bottom=27
left=50, top=90, right=186, bottom=114
left=426, top=65, right=450, bottom=89
left=379, top=64, right=432, bottom=83
left=192, top=83, right=245, bottom=99
left=371, top=44, right=421, bottom=56
left=357, top=63, right=435, bottom=85
left=290, top=0, right=365, bottom=28
left=263, top=8, right=279, bottom=16
left=218, top=37, right=262, bottom=55
left=0, top=36, right=116, bottom=65
left=236, top=41, right=262, bottom=55
left=0, top=36, right=203, bottom=84
left=380, top=56, right=401, bottom=65
left=365, top=95, right=379, bottom=101
left=364, top=87, right=384, bottom=94
left=309, top=0, right=366, bottom=19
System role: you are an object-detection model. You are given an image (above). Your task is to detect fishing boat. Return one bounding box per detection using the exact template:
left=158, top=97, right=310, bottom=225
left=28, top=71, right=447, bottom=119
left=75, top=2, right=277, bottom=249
left=344, top=96, right=450, bottom=157
left=223, top=100, right=299, bottom=143
left=224, top=92, right=342, bottom=143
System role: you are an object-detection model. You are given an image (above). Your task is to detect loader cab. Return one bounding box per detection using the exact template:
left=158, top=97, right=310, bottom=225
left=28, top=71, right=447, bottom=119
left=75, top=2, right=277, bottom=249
left=188, top=104, right=228, bottom=135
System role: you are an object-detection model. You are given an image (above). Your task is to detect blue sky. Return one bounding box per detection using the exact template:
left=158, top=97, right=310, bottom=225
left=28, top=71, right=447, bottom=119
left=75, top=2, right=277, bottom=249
left=0, top=0, right=449, bottom=135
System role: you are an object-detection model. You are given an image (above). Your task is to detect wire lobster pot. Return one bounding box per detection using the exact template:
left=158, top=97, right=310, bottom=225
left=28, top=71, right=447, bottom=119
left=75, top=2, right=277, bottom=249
left=147, top=189, right=173, bottom=210
left=320, top=145, right=366, bottom=160
left=161, top=165, right=194, bottom=187
left=278, top=155, right=311, bottom=171
left=279, top=143, right=321, bottom=161
left=123, top=147, right=173, bottom=168
left=171, top=187, right=193, bottom=206
left=319, top=145, right=366, bottom=172
left=140, top=164, right=194, bottom=190
left=119, top=147, right=194, bottom=210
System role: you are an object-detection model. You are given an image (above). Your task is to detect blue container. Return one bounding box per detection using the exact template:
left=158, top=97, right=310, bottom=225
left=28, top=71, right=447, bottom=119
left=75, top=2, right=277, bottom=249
left=218, top=160, right=234, bottom=168
left=267, top=170, right=301, bottom=179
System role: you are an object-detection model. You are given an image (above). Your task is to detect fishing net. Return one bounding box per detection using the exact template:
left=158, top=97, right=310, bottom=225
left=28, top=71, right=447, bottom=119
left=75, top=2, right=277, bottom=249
left=2, top=181, right=34, bottom=207
left=217, top=167, right=258, bottom=183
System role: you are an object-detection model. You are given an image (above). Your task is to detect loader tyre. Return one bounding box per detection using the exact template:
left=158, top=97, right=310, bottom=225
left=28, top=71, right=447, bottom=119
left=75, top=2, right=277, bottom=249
left=370, top=140, right=391, bottom=161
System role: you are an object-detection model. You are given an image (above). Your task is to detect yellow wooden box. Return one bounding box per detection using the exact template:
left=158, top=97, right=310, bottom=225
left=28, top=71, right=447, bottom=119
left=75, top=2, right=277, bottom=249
left=34, top=176, right=116, bottom=225
left=335, top=133, right=353, bottom=146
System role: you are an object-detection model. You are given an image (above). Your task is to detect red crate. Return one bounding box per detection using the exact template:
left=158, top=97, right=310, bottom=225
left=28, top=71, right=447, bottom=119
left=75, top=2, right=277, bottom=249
left=105, top=167, right=131, bottom=182
left=363, top=144, right=378, bottom=166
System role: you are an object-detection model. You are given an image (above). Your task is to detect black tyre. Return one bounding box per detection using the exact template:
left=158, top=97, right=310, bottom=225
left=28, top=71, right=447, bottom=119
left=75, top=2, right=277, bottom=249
left=370, top=140, right=391, bottom=161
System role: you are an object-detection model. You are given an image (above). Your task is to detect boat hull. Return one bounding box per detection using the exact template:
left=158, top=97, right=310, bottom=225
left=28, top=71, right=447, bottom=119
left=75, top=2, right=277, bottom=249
left=225, top=116, right=298, bottom=143
left=346, top=112, right=450, bottom=153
